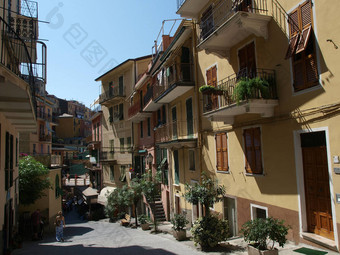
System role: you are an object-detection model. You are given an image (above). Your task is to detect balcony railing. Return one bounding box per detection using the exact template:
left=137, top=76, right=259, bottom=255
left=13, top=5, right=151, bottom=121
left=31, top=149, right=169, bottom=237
left=39, top=133, right=52, bottom=141
left=155, top=120, right=195, bottom=144
left=0, top=16, right=36, bottom=114
left=37, top=111, right=52, bottom=121
left=128, top=99, right=142, bottom=119
left=200, top=0, right=268, bottom=42
left=99, top=86, right=125, bottom=104
left=203, top=68, right=277, bottom=113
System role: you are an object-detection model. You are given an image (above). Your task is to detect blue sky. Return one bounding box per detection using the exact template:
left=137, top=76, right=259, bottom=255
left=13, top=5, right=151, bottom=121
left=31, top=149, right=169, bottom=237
left=36, top=0, right=180, bottom=108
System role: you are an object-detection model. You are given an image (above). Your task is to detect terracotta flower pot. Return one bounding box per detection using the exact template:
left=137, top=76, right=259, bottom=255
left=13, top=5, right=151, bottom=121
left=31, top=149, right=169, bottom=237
left=141, top=223, right=150, bottom=230
left=173, top=229, right=186, bottom=241
left=247, top=245, right=278, bottom=255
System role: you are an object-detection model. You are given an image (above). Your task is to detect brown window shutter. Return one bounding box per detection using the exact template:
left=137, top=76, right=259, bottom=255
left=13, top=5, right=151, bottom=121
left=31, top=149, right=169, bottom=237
left=222, top=133, right=228, bottom=171
left=289, top=10, right=299, bottom=37
left=301, top=0, right=312, bottom=29
left=285, top=33, right=300, bottom=59
left=293, top=60, right=305, bottom=91
left=305, top=54, right=318, bottom=84
left=216, top=133, right=222, bottom=171
left=243, top=129, right=254, bottom=173
left=295, top=25, right=312, bottom=54
left=206, top=68, right=212, bottom=86
left=253, top=127, right=263, bottom=174
left=211, top=66, right=217, bottom=87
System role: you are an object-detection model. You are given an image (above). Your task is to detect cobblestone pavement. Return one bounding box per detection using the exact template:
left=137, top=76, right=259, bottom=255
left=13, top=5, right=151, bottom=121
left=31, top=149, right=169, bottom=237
left=12, top=211, right=338, bottom=255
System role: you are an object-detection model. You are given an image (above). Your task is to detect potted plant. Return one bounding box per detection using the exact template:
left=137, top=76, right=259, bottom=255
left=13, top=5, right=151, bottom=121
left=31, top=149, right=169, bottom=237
left=171, top=213, right=189, bottom=241
left=138, top=214, right=150, bottom=230
left=241, top=217, right=289, bottom=255
left=199, top=85, right=224, bottom=95
left=232, top=77, right=270, bottom=104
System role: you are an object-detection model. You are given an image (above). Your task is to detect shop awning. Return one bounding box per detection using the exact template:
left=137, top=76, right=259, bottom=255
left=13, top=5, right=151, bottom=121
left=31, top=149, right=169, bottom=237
left=97, top=186, right=116, bottom=206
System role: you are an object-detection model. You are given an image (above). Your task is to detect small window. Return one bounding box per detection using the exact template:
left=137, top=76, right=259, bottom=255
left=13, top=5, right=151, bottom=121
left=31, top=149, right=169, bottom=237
left=119, top=103, right=124, bottom=120
left=147, top=118, right=151, bottom=136
left=109, top=165, right=114, bottom=181
left=120, top=138, right=124, bottom=152
left=140, top=121, right=144, bottom=138
left=109, top=139, right=114, bottom=153
left=243, top=127, right=262, bottom=174
left=127, top=137, right=131, bottom=151
left=251, top=204, right=268, bottom=220
left=189, top=150, right=195, bottom=171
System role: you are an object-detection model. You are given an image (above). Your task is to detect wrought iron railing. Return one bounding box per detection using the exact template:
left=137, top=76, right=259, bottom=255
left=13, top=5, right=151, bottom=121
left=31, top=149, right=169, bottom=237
left=202, top=68, right=277, bottom=113
left=0, top=16, right=36, bottom=115
left=154, top=119, right=196, bottom=144
left=200, top=0, right=269, bottom=42
left=144, top=85, right=153, bottom=106
left=99, top=86, right=125, bottom=104
left=128, top=99, right=142, bottom=119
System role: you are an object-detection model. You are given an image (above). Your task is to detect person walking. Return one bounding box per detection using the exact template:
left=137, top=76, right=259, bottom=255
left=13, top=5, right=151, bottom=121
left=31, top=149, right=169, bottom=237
left=54, top=211, right=66, bottom=242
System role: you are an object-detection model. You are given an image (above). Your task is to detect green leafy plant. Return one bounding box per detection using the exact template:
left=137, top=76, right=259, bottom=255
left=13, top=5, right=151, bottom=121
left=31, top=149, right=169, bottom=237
left=138, top=214, right=149, bottom=224
left=232, top=77, right=270, bottom=104
left=184, top=172, right=225, bottom=216
left=241, top=217, right=290, bottom=251
left=171, top=213, right=189, bottom=231
left=199, top=85, right=215, bottom=93
left=105, top=185, right=133, bottom=221
left=191, top=215, right=229, bottom=249
left=19, top=156, right=52, bottom=205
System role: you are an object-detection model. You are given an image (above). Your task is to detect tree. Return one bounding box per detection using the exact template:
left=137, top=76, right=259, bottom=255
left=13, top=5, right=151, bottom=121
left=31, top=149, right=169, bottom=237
left=105, top=184, right=132, bottom=220
left=129, top=178, right=143, bottom=226
left=19, top=156, right=51, bottom=205
left=184, top=172, right=225, bottom=216
left=140, top=170, right=162, bottom=232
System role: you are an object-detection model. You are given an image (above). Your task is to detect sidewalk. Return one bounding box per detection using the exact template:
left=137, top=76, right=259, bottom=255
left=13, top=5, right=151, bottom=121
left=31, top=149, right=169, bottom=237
left=155, top=221, right=339, bottom=255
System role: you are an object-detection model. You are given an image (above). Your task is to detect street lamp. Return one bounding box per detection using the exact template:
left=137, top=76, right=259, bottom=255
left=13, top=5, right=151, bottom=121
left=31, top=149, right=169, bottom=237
left=146, top=153, right=153, bottom=170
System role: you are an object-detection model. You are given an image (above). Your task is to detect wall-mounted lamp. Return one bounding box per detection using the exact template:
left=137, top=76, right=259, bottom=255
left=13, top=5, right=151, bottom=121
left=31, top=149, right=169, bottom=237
left=327, top=39, right=338, bottom=49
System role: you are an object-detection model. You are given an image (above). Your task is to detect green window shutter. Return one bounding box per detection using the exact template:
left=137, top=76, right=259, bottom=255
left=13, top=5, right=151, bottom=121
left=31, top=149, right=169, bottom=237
left=110, top=165, right=114, bottom=181
left=120, top=165, right=126, bottom=182
left=174, top=150, right=179, bottom=185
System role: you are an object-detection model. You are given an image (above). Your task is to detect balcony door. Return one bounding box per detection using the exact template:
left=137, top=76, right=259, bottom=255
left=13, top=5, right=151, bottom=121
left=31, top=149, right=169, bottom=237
left=206, top=65, right=218, bottom=110
left=238, top=41, right=256, bottom=78
left=186, top=98, right=193, bottom=138
left=172, top=106, right=177, bottom=139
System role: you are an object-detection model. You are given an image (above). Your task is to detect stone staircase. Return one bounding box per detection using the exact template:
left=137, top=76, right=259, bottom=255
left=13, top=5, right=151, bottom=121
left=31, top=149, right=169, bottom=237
left=151, top=196, right=166, bottom=222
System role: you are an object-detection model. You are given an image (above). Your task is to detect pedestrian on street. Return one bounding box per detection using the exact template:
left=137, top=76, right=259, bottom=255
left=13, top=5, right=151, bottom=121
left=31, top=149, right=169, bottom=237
left=31, top=209, right=41, bottom=240
left=54, top=211, right=66, bottom=242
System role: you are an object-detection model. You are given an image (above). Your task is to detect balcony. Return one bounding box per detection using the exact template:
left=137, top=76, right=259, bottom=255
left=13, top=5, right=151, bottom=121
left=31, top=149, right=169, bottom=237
left=198, top=0, right=270, bottom=58
left=155, top=120, right=197, bottom=149
left=39, top=133, right=52, bottom=142
left=100, top=149, right=132, bottom=165
left=99, top=86, right=125, bottom=106
left=176, top=0, right=211, bottom=19
left=202, top=69, right=278, bottom=124
left=128, top=99, right=152, bottom=123
left=0, top=16, right=37, bottom=132
left=37, top=111, right=52, bottom=122
left=154, top=62, right=194, bottom=104
left=143, top=82, right=165, bottom=112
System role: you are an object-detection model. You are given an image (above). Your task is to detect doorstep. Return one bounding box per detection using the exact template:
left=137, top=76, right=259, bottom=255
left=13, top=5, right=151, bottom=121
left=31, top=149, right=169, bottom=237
left=302, top=232, right=338, bottom=252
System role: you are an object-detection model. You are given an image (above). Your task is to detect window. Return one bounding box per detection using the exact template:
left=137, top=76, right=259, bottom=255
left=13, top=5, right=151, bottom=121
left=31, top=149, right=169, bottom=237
left=243, top=127, right=262, bottom=174
left=172, top=107, right=177, bottom=139
left=97, top=122, right=100, bottom=141
left=162, top=105, right=166, bottom=124
left=33, top=144, right=36, bottom=154
left=109, top=81, right=113, bottom=96
left=174, top=150, right=179, bottom=185
left=109, top=139, right=114, bottom=153
left=251, top=204, right=268, bottom=220
left=120, top=165, right=126, bottom=182
left=189, top=150, right=195, bottom=171
left=157, top=109, right=161, bottom=126
left=41, top=144, right=43, bottom=154
left=147, top=118, right=151, bottom=136
left=127, top=137, right=131, bottom=151
left=109, top=107, right=113, bottom=123
left=119, top=76, right=124, bottom=95
left=48, top=145, right=50, bottom=154
left=186, top=98, right=193, bottom=137
left=205, top=65, right=218, bottom=110
left=216, top=133, right=229, bottom=172
left=120, top=138, right=124, bottom=152
left=119, top=103, right=124, bottom=120
left=15, top=138, right=18, bottom=166
left=140, top=121, right=144, bottom=138
left=55, top=174, right=61, bottom=198
left=287, top=0, right=318, bottom=91
left=109, top=165, right=114, bottom=181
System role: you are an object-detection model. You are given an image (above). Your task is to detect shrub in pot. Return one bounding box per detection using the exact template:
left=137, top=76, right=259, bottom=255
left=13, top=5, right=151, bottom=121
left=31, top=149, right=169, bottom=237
left=138, top=214, right=150, bottom=230
left=232, top=77, right=270, bottom=104
left=241, top=217, right=289, bottom=255
left=191, top=214, right=229, bottom=250
left=171, top=213, right=189, bottom=241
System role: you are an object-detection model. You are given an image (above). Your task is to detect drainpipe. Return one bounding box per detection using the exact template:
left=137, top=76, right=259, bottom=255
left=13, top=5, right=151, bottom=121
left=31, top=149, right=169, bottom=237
left=192, top=21, right=204, bottom=182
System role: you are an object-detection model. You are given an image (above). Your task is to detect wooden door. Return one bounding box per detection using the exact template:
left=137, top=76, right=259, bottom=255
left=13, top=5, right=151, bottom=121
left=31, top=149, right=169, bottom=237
left=302, top=146, right=334, bottom=240
left=206, top=65, right=218, bottom=110
left=238, top=41, right=256, bottom=78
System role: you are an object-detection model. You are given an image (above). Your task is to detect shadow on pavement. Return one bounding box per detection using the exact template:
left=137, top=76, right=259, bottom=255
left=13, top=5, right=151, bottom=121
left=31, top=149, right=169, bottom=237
left=13, top=244, right=178, bottom=255
left=64, top=226, right=94, bottom=237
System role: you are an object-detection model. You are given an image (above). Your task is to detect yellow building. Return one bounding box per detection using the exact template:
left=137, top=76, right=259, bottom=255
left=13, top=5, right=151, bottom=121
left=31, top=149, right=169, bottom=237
left=177, top=0, right=340, bottom=250
left=95, top=56, right=151, bottom=190
left=0, top=0, right=43, bottom=251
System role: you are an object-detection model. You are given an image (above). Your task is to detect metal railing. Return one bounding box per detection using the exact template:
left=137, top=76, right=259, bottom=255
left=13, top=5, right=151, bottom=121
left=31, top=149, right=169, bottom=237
left=0, top=16, right=36, bottom=115
left=144, top=85, right=154, bottom=106
left=128, top=99, right=142, bottom=118
left=154, top=119, right=195, bottom=144
left=200, top=0, right=268, bottom=42
left=99, top=86, right=125, bottom=104
left=202, top=68, right=277, bottom=113
left=39, top=133, right=52, bottom=141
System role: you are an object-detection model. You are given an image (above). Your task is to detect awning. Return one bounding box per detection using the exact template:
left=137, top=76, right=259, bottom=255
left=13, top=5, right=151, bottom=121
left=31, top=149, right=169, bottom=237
left=97, top=186, right=116, bottom=206
left=138, top=149, right=147, bottom=154
left=82, top=187, right=98, bottom=197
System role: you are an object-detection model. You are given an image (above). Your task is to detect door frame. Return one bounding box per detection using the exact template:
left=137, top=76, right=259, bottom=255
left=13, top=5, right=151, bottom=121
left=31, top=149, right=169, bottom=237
left=293, top=127, right=338, bottom=246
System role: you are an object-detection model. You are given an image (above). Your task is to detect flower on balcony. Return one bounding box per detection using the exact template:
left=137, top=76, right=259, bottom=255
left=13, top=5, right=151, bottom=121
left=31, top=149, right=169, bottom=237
left=199, top=85, right=223, bottom=95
